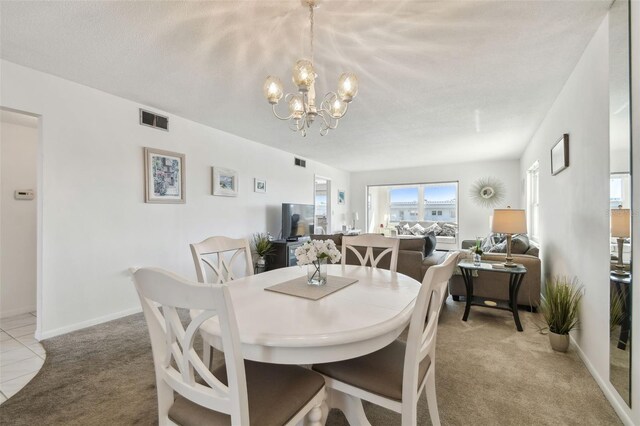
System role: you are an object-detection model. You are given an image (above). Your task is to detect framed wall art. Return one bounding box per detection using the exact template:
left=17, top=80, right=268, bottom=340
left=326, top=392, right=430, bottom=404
left=213, top=167, right=239, bottom=196
left=337, top=189, right=346, bottom=205
left=144, top=147, right=185, bottom=204
left=254, top=178, right=267, bottom=193
left=551, top=134, right=569, bottom=176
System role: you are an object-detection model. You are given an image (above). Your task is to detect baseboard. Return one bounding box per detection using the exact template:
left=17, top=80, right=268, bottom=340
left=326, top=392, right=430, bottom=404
left=570, top=335, right=633, bottom=425
left=0, top=305, right=37, bottom=319
left=36, top=306, right=142, bottom=340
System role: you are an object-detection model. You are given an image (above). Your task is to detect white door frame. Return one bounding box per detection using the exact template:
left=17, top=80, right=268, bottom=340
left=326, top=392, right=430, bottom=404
left=0, top=107, right=43, bottom=340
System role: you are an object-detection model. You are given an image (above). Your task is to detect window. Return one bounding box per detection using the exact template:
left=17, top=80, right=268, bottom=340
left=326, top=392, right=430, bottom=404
left=526, top=162, right=540, bottom=241
left=366, top=182, right=458, bottom=232
left=610, top=173, right=630, bottom=209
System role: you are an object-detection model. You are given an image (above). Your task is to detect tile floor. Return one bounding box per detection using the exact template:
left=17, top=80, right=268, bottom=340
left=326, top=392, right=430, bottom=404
left=0, top=312, right=45, bottom=405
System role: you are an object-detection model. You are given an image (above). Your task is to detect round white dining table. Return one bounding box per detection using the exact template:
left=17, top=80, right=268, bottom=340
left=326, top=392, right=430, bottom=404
left=198, top=264, right=422, bottom=365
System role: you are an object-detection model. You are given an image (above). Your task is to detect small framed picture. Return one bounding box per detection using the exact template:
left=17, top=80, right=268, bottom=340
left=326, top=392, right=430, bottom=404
left=551, top=134, right=569, bottom=176
left=337, top=189, right=346, bottom=205
left=144, top=147, right=185, bottom=204
left=254, top=178, right=267, bottom=193
left=213, top=167, right=238, bottom=196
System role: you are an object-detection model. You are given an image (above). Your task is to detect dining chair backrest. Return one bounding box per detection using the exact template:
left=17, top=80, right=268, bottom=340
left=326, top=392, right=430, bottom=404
left=190, top=236, right=253, bottom=284
left=133, top=267, right=250, bottom=425
left=402, top=251, right=460, bottom=418
left=341, top=234, right=400, bottom=272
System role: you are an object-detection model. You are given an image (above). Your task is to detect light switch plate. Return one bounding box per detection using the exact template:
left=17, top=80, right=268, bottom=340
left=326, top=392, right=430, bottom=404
left=14, top=190, right=35, bottom=200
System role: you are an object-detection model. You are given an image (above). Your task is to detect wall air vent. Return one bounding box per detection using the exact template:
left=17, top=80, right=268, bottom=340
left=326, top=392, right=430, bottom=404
left=294, top=157, right=307, bottom=168
left=139, top=109, right=169, bottom=131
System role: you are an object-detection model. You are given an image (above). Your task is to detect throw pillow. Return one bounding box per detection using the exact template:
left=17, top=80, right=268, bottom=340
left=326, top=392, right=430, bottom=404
left=425, top=223, right=442, bottom=235
left=410, top=223, right=426, bottom=236
left=439, top=223, right=457, bottom=237
left=525, top=245, right=540, bottom=257
left=424, top=232, right=437, bottom=257
left=395, top=224, right=412, bottom=235
left=480, top=234, right=495, bottom=252
left=511, top=234, right=530, bottom=254
left=487, top=240, right=507, bottom=253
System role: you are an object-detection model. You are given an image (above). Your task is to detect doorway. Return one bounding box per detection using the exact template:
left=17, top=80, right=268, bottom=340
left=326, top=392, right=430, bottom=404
left=0, top=109, right=44, bottom=401
left=314, top=176, right=331, bottom=234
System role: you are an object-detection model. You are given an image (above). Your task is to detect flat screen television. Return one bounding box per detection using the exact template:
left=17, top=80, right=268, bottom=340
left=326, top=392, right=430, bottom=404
left=282, top=203, right=315, bottom=240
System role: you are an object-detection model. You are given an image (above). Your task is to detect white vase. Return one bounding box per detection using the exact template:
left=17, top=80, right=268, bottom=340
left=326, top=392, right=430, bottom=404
left=307, top=259, right=327, bottom=286
left=549, top=331, right=570, bottom=352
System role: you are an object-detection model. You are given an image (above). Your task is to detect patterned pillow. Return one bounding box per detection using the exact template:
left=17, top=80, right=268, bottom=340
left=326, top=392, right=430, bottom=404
left=439, top=223, right=458, bottom=237
left=409, top=223, right=426, bottom=236
left=396, top=223, right=412, bottom=235
left=424, top=223, right=442, bottom=235
left=487, top=240, right=507, bottom=253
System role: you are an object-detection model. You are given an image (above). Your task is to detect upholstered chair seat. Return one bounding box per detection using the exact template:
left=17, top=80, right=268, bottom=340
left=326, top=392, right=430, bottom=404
left=313, top=340, right=431, bottom=402
left=170, top=360, right=325, bottom=426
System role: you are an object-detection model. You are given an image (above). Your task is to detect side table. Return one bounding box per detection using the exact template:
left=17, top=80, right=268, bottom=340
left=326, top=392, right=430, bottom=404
left=458, top=260, right=527, bottom=332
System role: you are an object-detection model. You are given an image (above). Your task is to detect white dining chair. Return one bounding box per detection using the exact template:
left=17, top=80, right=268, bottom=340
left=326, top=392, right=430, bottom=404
left=190, top=236, right=253, bottom=284
left=133, top=267, right=326, bottom=426
left=341, top=233, right=400, bottom=272
left=313, top=251, right=460, bottom=426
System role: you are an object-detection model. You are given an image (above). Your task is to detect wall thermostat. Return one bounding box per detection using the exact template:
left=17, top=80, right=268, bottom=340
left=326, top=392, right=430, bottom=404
left=14, top=190, right=35, bottom=200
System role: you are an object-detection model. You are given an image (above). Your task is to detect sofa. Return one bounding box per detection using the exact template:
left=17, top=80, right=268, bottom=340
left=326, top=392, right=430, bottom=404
left=396, top=221, right=458, bottom=251
left=311, top=234, right=447, bottom=282
left=448, top=238, right=541, bottom=309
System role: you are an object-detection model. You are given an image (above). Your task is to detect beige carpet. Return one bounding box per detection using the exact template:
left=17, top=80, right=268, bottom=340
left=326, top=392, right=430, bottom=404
left=0, top=299, right=621, bottom=425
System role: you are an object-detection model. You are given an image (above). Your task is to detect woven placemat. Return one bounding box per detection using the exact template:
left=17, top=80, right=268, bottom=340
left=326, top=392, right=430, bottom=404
left=265, top=275, right=358, bottom=301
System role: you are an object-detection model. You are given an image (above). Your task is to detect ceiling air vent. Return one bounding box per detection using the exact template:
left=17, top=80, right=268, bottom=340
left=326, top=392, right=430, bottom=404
left=294, top=157, right=307, bottom=168
left=139, top=109, right=169, bottom=131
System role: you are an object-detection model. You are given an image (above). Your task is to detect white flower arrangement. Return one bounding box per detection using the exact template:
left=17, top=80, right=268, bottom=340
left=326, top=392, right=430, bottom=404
left=295, top=239, right=342, bottom=266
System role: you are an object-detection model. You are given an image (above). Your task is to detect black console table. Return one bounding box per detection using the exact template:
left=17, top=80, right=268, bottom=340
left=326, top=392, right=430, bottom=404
left=266, top=240, right=306, bottom=271
left=458, top=260, right=527, bottom=332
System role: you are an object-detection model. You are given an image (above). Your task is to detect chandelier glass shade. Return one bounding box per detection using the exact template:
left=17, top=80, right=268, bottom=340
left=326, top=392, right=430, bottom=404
left=263, top=0, right=358, bottom=136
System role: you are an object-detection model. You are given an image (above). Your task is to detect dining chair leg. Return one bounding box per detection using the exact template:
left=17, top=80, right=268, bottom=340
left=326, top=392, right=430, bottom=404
left=156, top=377, right=175, bottom=426
left=329, top=389, right=372, bottom=426
left=424, top=368, right=441, bottom=426
left=202, top=341, right=212, bottom=369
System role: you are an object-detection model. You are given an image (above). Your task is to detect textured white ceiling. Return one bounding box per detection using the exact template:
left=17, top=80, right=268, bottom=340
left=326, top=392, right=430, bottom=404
left=0, top=1, right=609, bottom=171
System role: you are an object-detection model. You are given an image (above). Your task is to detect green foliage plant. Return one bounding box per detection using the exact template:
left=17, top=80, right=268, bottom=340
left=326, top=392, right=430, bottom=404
left=252, top=233, right=274, bottom=257
left=541, top=276, right=583, bottom=335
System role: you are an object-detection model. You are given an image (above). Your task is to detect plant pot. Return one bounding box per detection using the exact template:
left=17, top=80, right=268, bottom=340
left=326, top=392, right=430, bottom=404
left=549, top=331, right=570, bottom=352
left=256, top=256, right=266, bottom=268
left=473, top=253, right=481, bottom=266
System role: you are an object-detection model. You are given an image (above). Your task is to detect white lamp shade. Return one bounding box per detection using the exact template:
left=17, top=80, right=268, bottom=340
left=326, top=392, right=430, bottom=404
left=492, top=209, right=527, bottom=234
left=352, top=212, right=359, bottom=221
left=611, top=208, right=631, bottom=238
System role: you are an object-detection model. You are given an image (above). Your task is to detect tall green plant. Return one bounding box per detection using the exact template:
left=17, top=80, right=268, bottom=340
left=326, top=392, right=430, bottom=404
left=541, top=277, right=583, bottom=335
left=252, top=233, right=274, bottom=257
left=610, top=288, right=626, bottom=333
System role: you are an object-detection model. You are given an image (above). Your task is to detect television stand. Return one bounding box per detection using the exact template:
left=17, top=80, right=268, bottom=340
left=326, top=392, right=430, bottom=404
left=266, top=240, right=305, bottom=271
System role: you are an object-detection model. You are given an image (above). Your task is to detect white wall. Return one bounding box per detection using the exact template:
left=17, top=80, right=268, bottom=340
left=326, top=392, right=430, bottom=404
left=520, top=15, right=637, bottom=425
left=0, top=60, right=350, bottom=338
left=0, top=116, right=38, bottom=317
left=350, top=160, right=521, bottom=246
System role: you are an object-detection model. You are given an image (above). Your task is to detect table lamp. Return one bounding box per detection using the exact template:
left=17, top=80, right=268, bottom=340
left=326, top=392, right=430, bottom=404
left=352, top=212, right=359, bottom=230
left=492, top=207, right=527, bottom=268
left=611, top=207, right=631, bottom=276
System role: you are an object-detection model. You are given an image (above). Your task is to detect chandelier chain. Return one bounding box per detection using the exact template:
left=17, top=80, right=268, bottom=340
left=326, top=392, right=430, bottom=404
left=309, top=3, right=314, bottom=63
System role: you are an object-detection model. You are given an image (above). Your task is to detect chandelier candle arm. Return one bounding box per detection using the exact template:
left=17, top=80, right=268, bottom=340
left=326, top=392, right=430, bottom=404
left=262, top=0, right=358, bottom=136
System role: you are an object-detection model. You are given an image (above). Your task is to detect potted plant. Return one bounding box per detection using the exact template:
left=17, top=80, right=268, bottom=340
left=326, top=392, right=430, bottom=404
left=470, top=238, right=483, bottom=265
left=252, top=233, right=274, bottom=270
left=541, top=277, right=583, bottom=352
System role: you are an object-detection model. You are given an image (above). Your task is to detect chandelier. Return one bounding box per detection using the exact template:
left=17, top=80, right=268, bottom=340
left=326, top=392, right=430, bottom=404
left=262, top=0, right=359, bottom=137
